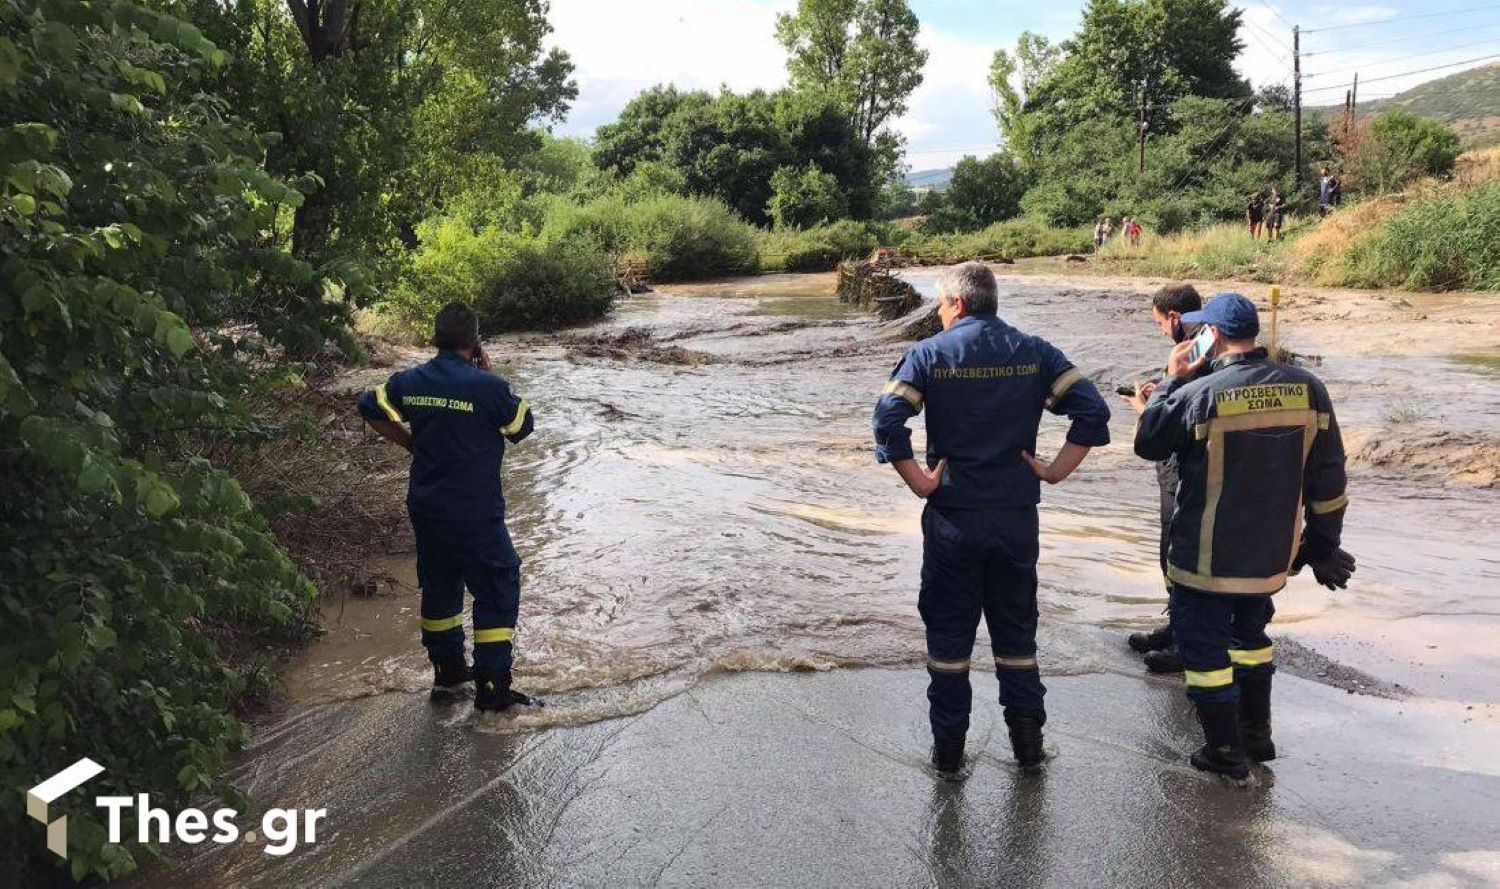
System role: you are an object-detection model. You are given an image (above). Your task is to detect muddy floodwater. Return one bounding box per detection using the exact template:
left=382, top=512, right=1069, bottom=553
left=135, top=270, right=1500, bottom=888
left=291, top=270, right=1500, bottom=726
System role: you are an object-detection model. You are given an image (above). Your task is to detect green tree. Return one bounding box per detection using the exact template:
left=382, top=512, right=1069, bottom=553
left=2, top=2, right=319, bottom=880
left=1005, top=0, right=1247, bottom=161
left=935, top=153, right=1029, bottom=231
left=770, top=164, right=850, bottom=228
left=1354, top=110, right=1463, bottom=193
left=161, top=0, right=576, bottom=279
left=989, top=32, right=1061, bottom=164
left=776, top=0, right=927, bottom=147
left=592, top=87, right=879, bottom=225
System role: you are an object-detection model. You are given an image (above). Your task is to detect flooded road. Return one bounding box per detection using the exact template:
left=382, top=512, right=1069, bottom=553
left=133, top=270, right=1500, bottom=888
left=293, top=270, right=1500, bottom=723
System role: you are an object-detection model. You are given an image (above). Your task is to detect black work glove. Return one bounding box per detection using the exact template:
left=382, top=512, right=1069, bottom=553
left=1292, top=545, right=1356, bottom=590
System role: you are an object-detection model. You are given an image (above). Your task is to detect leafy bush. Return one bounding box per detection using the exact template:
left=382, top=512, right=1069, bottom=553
left=758, top=220, right=905, bottom=271
left=768, top=164, right=849, bottom=229
left=542, top=194, right=759, bottom=280
left=2, top=4, right=322, bottom=881
left=920, top=153, right=1028, bottom=233
left=927, top=218, right=1094, bottom=259
left=392, top=219, right=616, bottom=331
left=1341, top=181, right=1500, bottom=291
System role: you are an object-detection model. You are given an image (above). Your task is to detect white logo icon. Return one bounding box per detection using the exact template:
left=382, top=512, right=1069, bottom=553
left=26, top=757, right=106, bottom=858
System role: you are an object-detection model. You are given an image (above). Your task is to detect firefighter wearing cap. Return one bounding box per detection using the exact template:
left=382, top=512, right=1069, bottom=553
left=357, top=301, right=539, bottom=713
left=873, top=262, right=1111, bottom=777
left=1136, top=293, right=1353, bottom=780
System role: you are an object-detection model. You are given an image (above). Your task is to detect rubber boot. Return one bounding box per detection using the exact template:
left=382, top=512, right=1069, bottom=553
left=1004, top=708, right=1047, bottom=769
left=474, top=668, right=543, bottom=712
left=430, top=658, right=472, bottom=701
left=1238, top=670, right=1276, bottom=762
left=1128, top=624, right=1173, bottom=654
left=1143, top=647, right=1184, bottom=674
left=931, top=736, right=965, bottom=780
left=1190, top=701, right=1250, bottom=781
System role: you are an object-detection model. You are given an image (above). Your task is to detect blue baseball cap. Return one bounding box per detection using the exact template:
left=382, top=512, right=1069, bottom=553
left=1182, top=292, right=1260, bottom=339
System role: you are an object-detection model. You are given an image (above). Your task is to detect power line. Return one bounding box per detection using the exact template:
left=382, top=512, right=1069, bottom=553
left=1302, top=53, right=1500, bottom=93
left=1302, top=19, right=1500, bottom=55
left=1251, top=1, right=1295, bottom=30
left=1303, top=3, right=1500, bottom=34
left=1243, top=17, right=1290, bottom=52
left=1242, top=20, right=1293, bottom=65
left=1305, top=38, right=1500, bottom=78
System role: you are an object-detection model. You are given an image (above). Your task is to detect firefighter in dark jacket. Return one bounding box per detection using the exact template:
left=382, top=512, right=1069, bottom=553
left=357, top=302, right=539, bottom=713
left=1136, top=293, right=1354, bottom=780
left=1121, top=284, right=1205, bottom=674
left=873, top=262, right=1111, bottom=777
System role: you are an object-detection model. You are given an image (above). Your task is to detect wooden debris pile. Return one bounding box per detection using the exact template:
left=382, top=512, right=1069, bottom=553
left=836, top=252, right=922, bottom=320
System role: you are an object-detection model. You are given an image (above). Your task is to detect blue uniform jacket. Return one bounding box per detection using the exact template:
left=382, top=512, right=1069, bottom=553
left=1135, top=348, right=1347, bottom=595
left=873, top=314, right=1112, bottom=509
left=357, top=350, right=534, bottom=526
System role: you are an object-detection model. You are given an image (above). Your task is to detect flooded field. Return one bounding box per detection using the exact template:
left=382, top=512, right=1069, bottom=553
left=290, top=270, right=1500, bottom=726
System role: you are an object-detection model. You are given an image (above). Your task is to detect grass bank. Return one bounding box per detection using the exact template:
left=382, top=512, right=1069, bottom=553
left=1091, top=149, right=1500, bottom=292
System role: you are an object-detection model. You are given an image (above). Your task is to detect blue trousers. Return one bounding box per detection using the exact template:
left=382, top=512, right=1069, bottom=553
left=412, top=516, right=520, bottom=672
left=919, top=505, right=1045, bottom=741
left=1170, top=585, right=1275, bottom=705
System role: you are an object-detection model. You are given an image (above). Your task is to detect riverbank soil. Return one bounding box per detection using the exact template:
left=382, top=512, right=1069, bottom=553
left=133, top=270, right=1499, bottom=887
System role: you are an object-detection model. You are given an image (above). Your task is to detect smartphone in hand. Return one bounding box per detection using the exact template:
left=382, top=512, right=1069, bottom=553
left=1186, top=324, right=1216, bottom=364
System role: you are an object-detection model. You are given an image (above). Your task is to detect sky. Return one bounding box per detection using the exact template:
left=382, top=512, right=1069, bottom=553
left=545, top=1, right=1500, bottom=170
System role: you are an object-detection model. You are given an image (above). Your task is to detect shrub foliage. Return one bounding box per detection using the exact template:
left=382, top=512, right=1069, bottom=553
left=2, top=3, right=321, bottom=880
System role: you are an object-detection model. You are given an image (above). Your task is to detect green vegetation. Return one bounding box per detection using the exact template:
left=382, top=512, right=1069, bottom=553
left=1355, top=62, right=1500, bottom=149
left=389, top=220, right=615, bottom=333
left=2, top=3, right=322, bottom=880
left=1341, top=110, right=1463, bottom=196
left=541, top=194, right=760, bottom=281
left=1087, top=148, right=1500, bottom=292
left=1341, top=180, right=1500, bottom=291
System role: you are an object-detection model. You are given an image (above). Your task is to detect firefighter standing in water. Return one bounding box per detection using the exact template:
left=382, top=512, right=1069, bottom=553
left=873, top=262, right=1111, bottom=778
left=358, top=302, right=540, bottom=712
left=1135, top=293, right=1354, bottom=779
left=1121, top=284, right=1204, bottom=674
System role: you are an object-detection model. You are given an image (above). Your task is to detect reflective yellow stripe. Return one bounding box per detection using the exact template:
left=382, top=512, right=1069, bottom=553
left=421, top=614, right=463, bottom=633
left=1229, top=646, right=1274, bottom=667
left=1193, top=422, right=1210, bottom=441
left=994, top=655, right=1038, bottom=670
left=375, top=383, right=403, bottom=423
left=1185, top=667, right=1234, bottom=688
left=1310, top=493, right=1348, bottom=515
left=1167, top=564, right=1288, bottom=595
left=474, top=627, right=515, bottom=644
left=883, top=380, right=924, bottom=410
left=501, top=400, right=530, bottom=437
left=1318, top=411, right=1331, bottom=430
left=1044, top=367, right=1084, bottom=409
left=926, top=656, right=969, bottom=673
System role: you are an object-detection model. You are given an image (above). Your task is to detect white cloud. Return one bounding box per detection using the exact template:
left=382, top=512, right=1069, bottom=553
left=548, top=0, right=793, bottom=137
left=1309, top=4, right=1399, bottom=27
left=894, top=26, right=1004, bottom=168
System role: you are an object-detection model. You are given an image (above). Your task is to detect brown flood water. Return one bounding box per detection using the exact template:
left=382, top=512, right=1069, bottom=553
left=289, top=271, right=1500, bottom=727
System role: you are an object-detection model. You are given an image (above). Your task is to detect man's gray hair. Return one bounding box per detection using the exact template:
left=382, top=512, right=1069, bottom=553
left=938, top=262, right=998, bottom=314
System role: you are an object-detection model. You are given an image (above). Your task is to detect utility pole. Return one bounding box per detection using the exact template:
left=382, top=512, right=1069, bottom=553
left=1138, top=79, right=1148, bottom=174
left=1351, top=71, right=1358, bottom=114
left=1293, top=24, right=1303, bottom=188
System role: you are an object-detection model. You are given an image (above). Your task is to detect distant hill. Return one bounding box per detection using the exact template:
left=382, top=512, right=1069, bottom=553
left=905, top=167, right=952, bottom=190
left=1323, top=62, right=1500, bottom=148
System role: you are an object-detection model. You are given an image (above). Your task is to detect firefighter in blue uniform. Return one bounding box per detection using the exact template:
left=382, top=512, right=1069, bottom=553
left=357, top=302, right=539, bottom=712
left=873, top=263, right=1111, bottom=777
left=1136, top=293, right=1354, bottom=780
